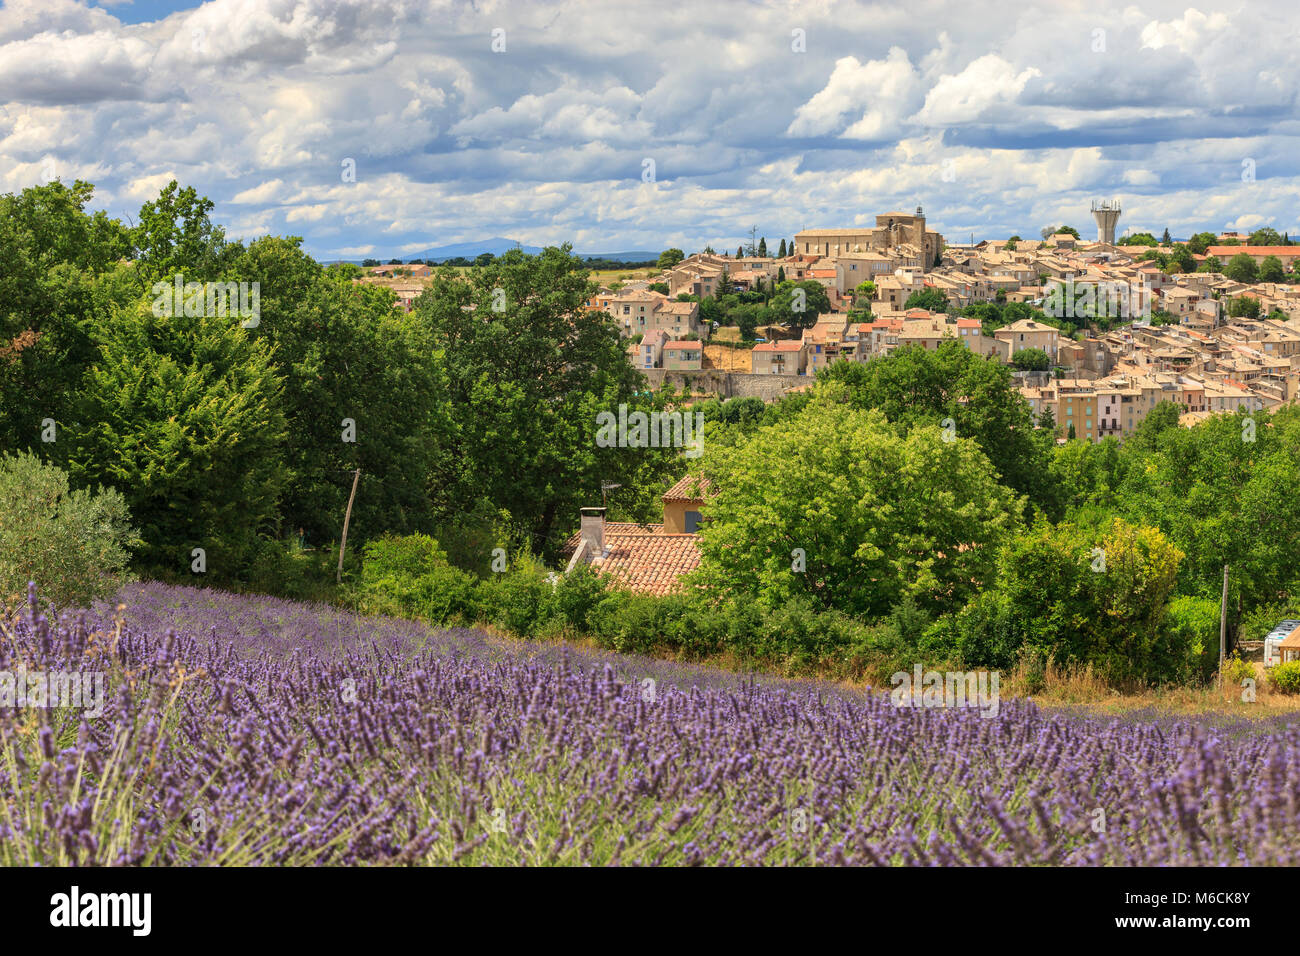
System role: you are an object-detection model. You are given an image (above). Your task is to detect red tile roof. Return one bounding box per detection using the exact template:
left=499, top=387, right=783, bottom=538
left=559, top=524, right=700, bottom=596
left=662, top=475, right=713, bottom=502
left=752, top=341, right=805, bottom=352
left=596, top=531, right=701, bottom=596
left=1207, top=246, right=1300, bottom=257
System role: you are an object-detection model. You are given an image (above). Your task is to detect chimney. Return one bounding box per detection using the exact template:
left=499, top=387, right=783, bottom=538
left=579, top=507, right=606, bottom=559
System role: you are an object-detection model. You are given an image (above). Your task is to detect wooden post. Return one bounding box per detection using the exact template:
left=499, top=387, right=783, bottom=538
left=1218, top=563, right=1229, bottom=687
left=337, top=468, right=360, bottom=585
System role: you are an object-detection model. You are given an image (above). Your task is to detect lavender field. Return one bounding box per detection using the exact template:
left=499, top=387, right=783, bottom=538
left=3, top=581, right=1299, bottom=866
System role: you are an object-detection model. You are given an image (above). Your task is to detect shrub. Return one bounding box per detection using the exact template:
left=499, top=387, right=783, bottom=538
left=429, top=500, right=514, bottom=577
left=589, top=589, right=687, bottom=656
left=0, top=451, right=135, bottom=611
left=548, top=565, right=608, bottom=633
left=247, top=538, right=336, bottom=603
left=357, top=534, right=477, bottom=624
left=1163, top=595, right=1222, bottom=685
left=1014, top=645, right=1049, bottom=696
left=1269, top=661, right=1300, bottom=695
left=931, top=590, right=1030, bottom=671
left=747, top=598, right=875, bottom=669
left=475, top=554, right=554, bottom=636
left=1221, top=653, right=1255, bottom=687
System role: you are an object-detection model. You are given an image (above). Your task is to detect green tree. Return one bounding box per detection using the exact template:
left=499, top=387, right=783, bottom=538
left=1116, top=407, right=1300, bottom=616
left=903, top=288, right=949, bottom=313
left=415, top=246, right=673, bottom=554
left=1187, top=232, right=1217, bottom=255
left=326, top=262, right=363, bottom=281
left=692, top=399, right=1021, bottom=617
left=1038, top=406, right=1056, bottom=434
left=777, top=239, right=787, bottom=258
left=656, top=248, right=685, bottom=270
left=229, top=236, right=452, bottom=547
left=1044, top=225, right=1081, bottom=240
left=1128, top=400, right=1183, bottom=452
left=1011, top=347, right=1050, bottom=371
left=130, top=180, right=234, bottom=292
left=757, top=237, right=767, bottom=257
left=819, top=341, right=1051, bottom=509
left=60, top=301, right=287, bottom=579
left=1224, top=252, right=1259, bottom=283
left=947, top=518, right=1184, bottom=682
left=1118, top=232, right=1158, bottom=247
left=0, top=451, right=136, bottom=610
left=1169, top=245, right=1196, bottom=273
left=1228, top=295, right=1261, bottom=319
left=768, top=280, right=830, bottom=330
left=1259, top=255, right=1285, bottom=283
left=0, top=181, right=132, bottom=450
left=1248, top=228, right=1283, bottom=246
left=735, top=306, right=760, bottom=341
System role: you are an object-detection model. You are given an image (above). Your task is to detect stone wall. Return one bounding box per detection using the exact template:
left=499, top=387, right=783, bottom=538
left=641, top=368, right=810, bottom=400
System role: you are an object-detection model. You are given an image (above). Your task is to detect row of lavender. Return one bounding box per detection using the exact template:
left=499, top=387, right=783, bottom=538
left=2, top=581, right=1298, bottom=865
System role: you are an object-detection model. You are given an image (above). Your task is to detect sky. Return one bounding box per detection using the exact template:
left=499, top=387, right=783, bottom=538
left=2, top=0, right=1298, bottom=260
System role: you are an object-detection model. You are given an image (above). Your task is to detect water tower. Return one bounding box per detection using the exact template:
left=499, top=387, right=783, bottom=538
left=1091, top=199, right=1121, bottom=245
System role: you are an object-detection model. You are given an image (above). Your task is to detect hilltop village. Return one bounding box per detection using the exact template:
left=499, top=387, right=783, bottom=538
left=358, top=207, right=1300, bottom=442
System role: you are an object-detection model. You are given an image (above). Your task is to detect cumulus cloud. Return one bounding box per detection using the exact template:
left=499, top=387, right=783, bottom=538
left=231, top=178, right=287, bottom=204
left=786, top=48, right=921, bottom=140
left=911, top=55, right=1042, bottom=127
left=1140, top=8, right=1231, bottom=53
left=0, top=0, right=1295, bottom=257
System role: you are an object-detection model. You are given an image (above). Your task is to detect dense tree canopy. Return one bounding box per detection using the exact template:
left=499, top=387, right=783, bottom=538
left=59, top=301, right=287, bottom=576
left=819, top=343, right=1053, bottom=510
left=7, top=177, right=1300, bottom=690
left=692, top=397, right=1022, bottom=618
left=415, top=245, right=676, bottom=553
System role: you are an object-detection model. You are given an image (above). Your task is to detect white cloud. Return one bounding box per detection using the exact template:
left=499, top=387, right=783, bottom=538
left=0, top=0, right=1296, bottom=256
left=231, top=178, right=286, bottom=204
left=787, top=48, right=920, bottom=139
left=1140, top=8, right=1231, bottom=53
left=912, top=55, right=1041, bottom=127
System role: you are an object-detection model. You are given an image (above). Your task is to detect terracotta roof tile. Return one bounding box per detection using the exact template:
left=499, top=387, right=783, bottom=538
left=559, top=523, right=700, bottom=596
left=662, top=475, right=713, bottom=501
left=594, top=532, right=701, bottom=596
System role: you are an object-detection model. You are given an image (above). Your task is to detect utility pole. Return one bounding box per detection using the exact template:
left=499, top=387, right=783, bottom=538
left=1218, top=563, right=1229, bottom=687
left=337, top=468, right=360, bottom=585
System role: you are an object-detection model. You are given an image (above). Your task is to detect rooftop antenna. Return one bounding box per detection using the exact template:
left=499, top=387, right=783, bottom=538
left=601, top=482, right=622, bottom=508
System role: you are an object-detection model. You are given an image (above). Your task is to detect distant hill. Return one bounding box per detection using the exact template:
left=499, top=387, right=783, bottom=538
left=323, top=238, right=661, bottom=265
left=410, top=238, right=543, bottom=260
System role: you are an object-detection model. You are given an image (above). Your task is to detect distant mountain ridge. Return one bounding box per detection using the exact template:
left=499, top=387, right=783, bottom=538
left=323, top=237, right=661, bottom=264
